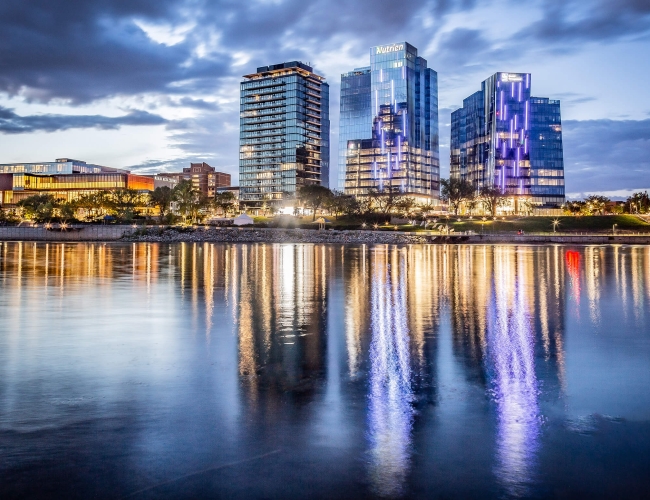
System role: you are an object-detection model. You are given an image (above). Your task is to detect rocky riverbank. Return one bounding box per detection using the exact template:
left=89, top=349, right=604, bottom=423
left=123, top=227, right=429, bottom=244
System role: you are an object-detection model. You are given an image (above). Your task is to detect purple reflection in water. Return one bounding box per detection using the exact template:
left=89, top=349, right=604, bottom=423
left=367, top=251, right=413, bottom=498
left=487, top=249, right=540, bottom=497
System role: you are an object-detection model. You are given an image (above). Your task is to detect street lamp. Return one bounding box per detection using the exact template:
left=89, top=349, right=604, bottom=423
left=481, top=216, right=487, bottom=234
left=552, top=219, right=560, bottom=233
left=613, top=223, right=617, bottom=235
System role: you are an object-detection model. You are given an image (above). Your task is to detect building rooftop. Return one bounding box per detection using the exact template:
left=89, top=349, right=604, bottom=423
left=244, top=61, right=324, bottom=81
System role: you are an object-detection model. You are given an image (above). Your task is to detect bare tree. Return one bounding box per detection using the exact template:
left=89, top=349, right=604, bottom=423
left=479, top=186, right=506, bottom=217
left=440, top=178, right=475, bottom=215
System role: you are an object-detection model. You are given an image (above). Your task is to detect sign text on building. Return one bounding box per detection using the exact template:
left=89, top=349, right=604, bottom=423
left=501, top=73, right=524, bottom=82
left=376, top=43, right=405, bottom=55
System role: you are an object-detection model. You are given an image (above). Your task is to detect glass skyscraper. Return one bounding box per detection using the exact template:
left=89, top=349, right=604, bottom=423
left=450, top=73, right=565, bottom=208
left=338, top=42, right=439, bottom=201
left=239, top=61, right=330, bottom=207
left=338, top=67, right=371, bottom=191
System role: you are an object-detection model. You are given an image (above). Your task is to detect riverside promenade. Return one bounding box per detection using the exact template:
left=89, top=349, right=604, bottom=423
left=1, top=225, right=650, bottom=245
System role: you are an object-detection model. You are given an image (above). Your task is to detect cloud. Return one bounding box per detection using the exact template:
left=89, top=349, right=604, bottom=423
left=0, top=0, right=230, bottom=103
left=563, top=118, right=650, bottom=193
left=520, top=0, right=650, bottom=45
left=0, top=106, right=166, bottom=134
left=434, top=28, right=507, bottom=70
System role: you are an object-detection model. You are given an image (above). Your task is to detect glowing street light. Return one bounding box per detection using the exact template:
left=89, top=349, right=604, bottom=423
left=552, top=219, right=560, bottom=233
left=613, top=223, right=617, bottom=235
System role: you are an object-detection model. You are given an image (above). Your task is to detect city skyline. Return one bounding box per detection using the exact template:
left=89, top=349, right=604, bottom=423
left=1, top=0, right=649, bottom=199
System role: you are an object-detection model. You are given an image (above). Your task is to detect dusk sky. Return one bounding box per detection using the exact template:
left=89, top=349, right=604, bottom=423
left=1, top=0, right=649, bottom=199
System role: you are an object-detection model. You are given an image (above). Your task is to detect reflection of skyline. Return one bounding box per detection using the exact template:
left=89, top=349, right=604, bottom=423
left=367, top=247, right=413, bottom=498
left=2, top=242, right=650, bottom=496
left=488, top=247, right=540, bottom=497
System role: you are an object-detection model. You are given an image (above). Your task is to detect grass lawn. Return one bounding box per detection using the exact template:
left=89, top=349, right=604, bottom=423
left=441, top=215, right=650, bottom=234
left=251, top=214, right=650, bottom=234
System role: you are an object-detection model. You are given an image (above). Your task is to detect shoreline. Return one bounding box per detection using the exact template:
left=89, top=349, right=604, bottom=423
left=1, top=225, right=650, bottom=245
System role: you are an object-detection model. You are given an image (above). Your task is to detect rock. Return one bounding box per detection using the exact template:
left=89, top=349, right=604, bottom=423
left=123, top=227, right=429, bottom=245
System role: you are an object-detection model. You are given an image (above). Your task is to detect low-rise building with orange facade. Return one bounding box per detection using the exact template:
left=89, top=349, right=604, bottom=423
left=0, top=158, right=154, bottom=206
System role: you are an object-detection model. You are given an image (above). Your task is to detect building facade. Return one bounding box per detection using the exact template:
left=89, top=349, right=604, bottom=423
left=340, top=42, right=440, bottom=201
left=239, top=61, right=330, bottom=207
left=337, top=67, right=372, bottom=191
left=450, top=73, right=565, bottom=208
left=0, top=159, right=154, bottom=206
left=165, top=162, right=230, bottom=199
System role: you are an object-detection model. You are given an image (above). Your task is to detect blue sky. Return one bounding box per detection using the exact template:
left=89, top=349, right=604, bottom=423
left=1, top=0, right=649, bottom=199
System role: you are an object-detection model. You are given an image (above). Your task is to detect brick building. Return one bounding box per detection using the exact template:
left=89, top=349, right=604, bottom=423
left=165, top=162, right=231, bottom=198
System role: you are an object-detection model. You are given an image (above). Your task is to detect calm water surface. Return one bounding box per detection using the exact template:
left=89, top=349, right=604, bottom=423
left=1, top=242, right=649, bottom=499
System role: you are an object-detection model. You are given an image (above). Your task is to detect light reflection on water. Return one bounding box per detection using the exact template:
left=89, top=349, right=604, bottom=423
left=0, top=242, right=649, bottom=499
left=368, top=247, right=413, bottom=497
left=489, top=247, right=540, bottom=496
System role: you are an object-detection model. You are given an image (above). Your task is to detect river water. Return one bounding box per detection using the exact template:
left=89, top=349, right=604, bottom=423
left=0, top=242, right=649, bottom=499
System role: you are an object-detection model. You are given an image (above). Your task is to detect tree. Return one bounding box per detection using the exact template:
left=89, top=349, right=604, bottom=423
left=583, top=195, right=610, bottom=215
left=297, top=184, right=333, bottom=221
left=58, top=201, right=77, bottom=221
left=213, top=191, right=238, bottom=217
left=440, top=178, right=475, bottom=215
left=395, top=197, right=417, bottom=218
left=75, top=191, right=112, bottom=220
left=518, top=198, right=535, bottom=216
left=479, top=186, right=506, bottom=217
left=563, top=200, right=584, bottom=215
left=368, top=186, right=402, bottom=215
left=324, top=190, right=352, bottom=220
left=0, top=204, right=18, bottom=224
left=17, top=194, right=57, bottom=222
left=419, top=202, right=436, bottom=218
left=150, top=186, right=174, bottom=217
left=111, top=189, right=143, bottom=221
left=465, top=198, right=478, bottom=216
left=626, top=191, right=650, bottom=214
left=172, top=180, right=207, bottom=223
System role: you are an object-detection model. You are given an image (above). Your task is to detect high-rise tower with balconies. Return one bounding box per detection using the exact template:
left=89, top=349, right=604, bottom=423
left=239, top=61, right=329, bottom=207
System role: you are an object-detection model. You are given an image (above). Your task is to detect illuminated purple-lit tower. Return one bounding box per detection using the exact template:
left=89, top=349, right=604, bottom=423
left=451, top=72, right=565, bottom=208
left=343, top=42, right=439, bottom=202
left=486, top=72, right=532, bottom=196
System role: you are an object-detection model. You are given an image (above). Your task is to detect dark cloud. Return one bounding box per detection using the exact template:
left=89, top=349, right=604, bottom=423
left=435, top=28, right=504, bottom=68
left=0, top=106, right=166, bottom=133
left=0, top=0, right=488, bottom=105
left=520, top=0, right=650, bottom=44
left=563, top=118, right=650, bottom=192
left=0, top=0, right=229, bottom=103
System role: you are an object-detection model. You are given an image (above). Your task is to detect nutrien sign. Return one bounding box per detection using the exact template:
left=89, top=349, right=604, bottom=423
left=376, top=43, right=405, bottom=54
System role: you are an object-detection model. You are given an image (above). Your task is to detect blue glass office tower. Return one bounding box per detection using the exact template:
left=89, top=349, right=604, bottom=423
left=450, top=73, right=564, bottom=208
left=337, top=67, right=372, bottom=191
left=339, top=42, right=439, bottom=201
left=239, top=62, right=329, bottom=206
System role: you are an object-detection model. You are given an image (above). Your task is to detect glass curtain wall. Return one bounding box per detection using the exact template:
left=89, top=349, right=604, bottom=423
left=450, top=73, right=565, bottom=208
left=342, top=42, right=439, bottom=200
left=239, top=62, right=329, bottom=207
left=337, top=68, right=371, bottom=191
left=530, top=98, right=565, bottom=206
